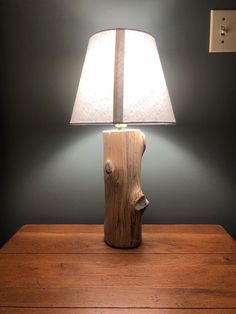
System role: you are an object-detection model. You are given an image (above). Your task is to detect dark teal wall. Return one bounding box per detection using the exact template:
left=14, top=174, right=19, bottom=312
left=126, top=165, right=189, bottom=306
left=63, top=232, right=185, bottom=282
left=1, top=0, right=236, bottom=244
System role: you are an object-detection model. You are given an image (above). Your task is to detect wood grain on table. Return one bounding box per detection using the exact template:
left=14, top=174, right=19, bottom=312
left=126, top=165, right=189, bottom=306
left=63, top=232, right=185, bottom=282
left=0, top=224, right=236, bottom=313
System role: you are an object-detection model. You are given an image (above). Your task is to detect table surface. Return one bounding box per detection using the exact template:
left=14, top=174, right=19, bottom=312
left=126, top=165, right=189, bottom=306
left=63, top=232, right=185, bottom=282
left=0, top=224, right=236, bottom=314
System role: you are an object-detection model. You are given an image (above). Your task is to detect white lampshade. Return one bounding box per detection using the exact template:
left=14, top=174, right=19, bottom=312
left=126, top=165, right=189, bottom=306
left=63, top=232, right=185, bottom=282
left=70, top=29, right=175, bottom=125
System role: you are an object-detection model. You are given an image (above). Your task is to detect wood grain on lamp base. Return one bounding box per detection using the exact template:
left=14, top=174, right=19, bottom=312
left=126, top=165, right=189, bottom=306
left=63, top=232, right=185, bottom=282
left=0, top=224, right=236, bottom=312
left=103, top=129, right=149, bottom=248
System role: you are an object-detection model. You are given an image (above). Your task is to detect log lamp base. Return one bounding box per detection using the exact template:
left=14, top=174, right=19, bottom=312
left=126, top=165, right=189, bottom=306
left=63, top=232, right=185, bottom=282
left=103, top=129, right=149, bottom=248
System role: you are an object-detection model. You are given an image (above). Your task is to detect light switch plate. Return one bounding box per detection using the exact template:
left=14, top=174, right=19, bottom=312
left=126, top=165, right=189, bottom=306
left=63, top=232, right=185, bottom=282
left=209, top=10, right=236, bottom=53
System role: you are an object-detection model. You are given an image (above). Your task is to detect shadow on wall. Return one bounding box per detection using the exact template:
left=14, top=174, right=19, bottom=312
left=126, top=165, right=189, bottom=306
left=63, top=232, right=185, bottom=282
left=142, top=128, right=234, bottom=223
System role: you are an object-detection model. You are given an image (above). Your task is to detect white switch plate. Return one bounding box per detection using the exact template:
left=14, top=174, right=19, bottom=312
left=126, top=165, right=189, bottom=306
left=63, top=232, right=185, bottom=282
left=209, top=10, right=236, bottom=53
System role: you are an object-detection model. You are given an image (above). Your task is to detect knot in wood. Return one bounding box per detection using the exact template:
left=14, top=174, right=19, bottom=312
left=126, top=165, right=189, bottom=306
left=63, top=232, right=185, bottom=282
left=135, top=195, right=149, bottom=211
left=105, top=161, right=113, bottom=175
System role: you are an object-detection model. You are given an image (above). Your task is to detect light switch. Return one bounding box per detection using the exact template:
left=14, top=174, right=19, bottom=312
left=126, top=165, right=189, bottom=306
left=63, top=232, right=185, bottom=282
left=209, top=10, right=236, bottom=53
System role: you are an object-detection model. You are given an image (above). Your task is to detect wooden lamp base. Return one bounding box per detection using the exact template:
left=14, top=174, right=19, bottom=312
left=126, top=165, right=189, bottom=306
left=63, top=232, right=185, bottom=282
left=103, top=129, right=149, bottom=248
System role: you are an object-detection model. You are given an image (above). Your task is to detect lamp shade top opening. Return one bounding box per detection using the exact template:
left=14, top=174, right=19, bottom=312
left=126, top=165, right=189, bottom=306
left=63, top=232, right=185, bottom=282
left=70, top=28, right=176, bottom=125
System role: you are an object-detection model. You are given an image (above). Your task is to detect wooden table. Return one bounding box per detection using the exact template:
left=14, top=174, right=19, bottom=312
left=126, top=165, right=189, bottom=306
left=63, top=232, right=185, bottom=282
left=0, top=224, right=236, bottom=313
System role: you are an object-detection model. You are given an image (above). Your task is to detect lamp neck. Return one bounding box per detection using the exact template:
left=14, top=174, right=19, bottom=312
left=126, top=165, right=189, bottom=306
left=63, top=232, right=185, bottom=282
left=115, top=124, right=128, bottom=130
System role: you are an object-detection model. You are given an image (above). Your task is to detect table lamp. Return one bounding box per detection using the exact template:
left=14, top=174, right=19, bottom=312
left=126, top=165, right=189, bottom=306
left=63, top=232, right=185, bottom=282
left=70, top=29, right=175, bottom=248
